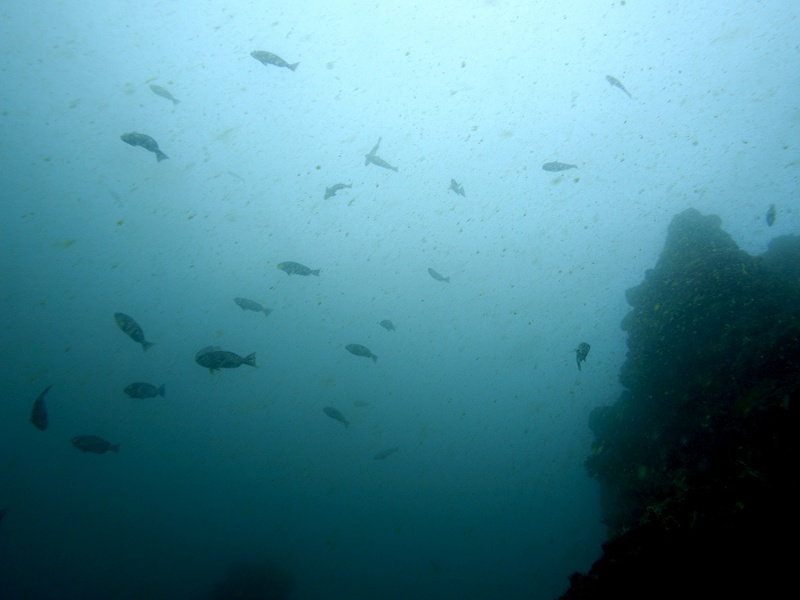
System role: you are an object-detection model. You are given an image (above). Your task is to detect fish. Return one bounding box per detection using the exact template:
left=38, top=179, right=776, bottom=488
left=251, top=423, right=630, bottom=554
left=71, top=435, right=120, bottom=454
left=449, top=179, right=466, bottom=197
left=379, top=319, right=396, bottom=331
left=323, top=406, right=350, bottom=428
left=124, top=382, right=165, bottom=399
left=195, top=346, right=256, bottom=373
left=766, top=204, right=776, bottom=227
left=427, top=268, right=450, bottom=283
left=606, top=75, right=632, bottom=98
left=374, top=447, right=399, bottom=460
left=542, top=162, right=577, bottom=172
left=30, top=385, right=51, bottom=431
left=277, top=261, right=320, bottom=276
left=345, top=344, right=378, bottom=363
left=114, top=312, right=154, bottom=352
left=120, top=132, right=169, bottom=162
left=324, top=183, right=352, bottom=199
left=365, top=137, right=398, bottom=172
left=234, top=297, right=273, bottom=317
left=251, top=50, right=299, bottom=71
left=149, top=84, right=180, bottom=106
left=575, top=342, right=591, bottom=371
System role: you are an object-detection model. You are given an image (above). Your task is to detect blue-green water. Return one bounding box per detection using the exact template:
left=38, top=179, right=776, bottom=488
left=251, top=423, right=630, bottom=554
left=1, top=1, right=797, bottom=598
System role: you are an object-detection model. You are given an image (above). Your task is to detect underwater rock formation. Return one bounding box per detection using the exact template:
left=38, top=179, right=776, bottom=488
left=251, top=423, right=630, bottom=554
left=560, top=209, right=799, bottom=598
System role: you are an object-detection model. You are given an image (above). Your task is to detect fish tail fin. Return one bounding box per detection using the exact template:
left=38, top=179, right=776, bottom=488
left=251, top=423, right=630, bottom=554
left=263, top=309, right=273, bottom=317
left=142, top=341, right=154, bottom=352
left=365, top=157, right=371, bottom=165
left=111, top=444, right=120, bottom=453
left=444, top=277, right=450, bottom=283
left=345, top=183, right=353, bottom=188
left=158, top=384, right=166, bottom=398
left=243, top=353, right=257, bottom=367
left=173, top=99, right=180, bottom=105
left=311, top=269, right=321, bottom=276
left=156, top=151, right=169, bottom=162
left=372, top=355, right=378, bottom=363
left=391, top=166, right=399, bottom=172
left=289, top=62, right=299, bottom=71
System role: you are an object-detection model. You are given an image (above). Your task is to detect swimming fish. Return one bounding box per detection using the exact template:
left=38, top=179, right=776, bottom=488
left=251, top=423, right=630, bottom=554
left=195, top=346, right=256, bottom=373
left=30, top=385, right=51, bottom=431
left=324, top=183, right=353, bottom=199
left=365, top=137, right=398, bottom=172
left=606, top=75, right=632, bottom=98
left=234, top=297, right=273, bottom=317
left=124, top=383, right=165, bottom=399
left=345, top=344, right=378, bottom=363
left=323, top=406, right=350, bottom=428
left=379, top=319, right=396, bottom=331
left=114, top=312, right=154, bottom=352
left=427, top=268, right=450, bottom=283
left=149, top=84, right=180, bottom=106
left=449, top=179, right=466, bottom=197
left=542, top=162, right=577, bottom=172
left=251, top=50, right=299, bottom=71
left=575, top=342, right=591, bottom=371
left=766, top=204, right=776, bottom=227
left=71, top=435, right=119, bottom=454
left=278, top=261, right=320, bottom=276
left=120, top=132, right=169, bottom=162
left=373, top=447, right=399, bottom=460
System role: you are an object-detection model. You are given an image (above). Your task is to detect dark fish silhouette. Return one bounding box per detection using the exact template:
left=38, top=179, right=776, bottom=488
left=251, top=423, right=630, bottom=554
left=379, top=319, right=396, bottom=331
left=365, top=137, right=398, bottom=172
left=428, top=268, right=450, bottom=283
left=542, top=162, right=577, bottom=172
left=324, top=183, right=352, bottom=199
left=323, top=406, right=350, bottom=428
left=71, top=435, right=119, bottom=454
left=124, top=383, right=165, bottom=399
left=374, top=447, right=399, bottom=460
left=766, top=204, right=776, bottom=227
left=345, top=344, right=378, bottom=363
left=449, top=179, right=465, bottom=197
left=251, top=50, right=299, bottom=71
left=575, top=342, right=591, bottom=371
left=195, top=347, right=256, bottom=373
left=278, top=261, right=320, bottom=276
left=234, top=297, right=273, bottom=317
left=30, top=385, right=51, bottom=431
left=606, top=75, right=632, bottom=98
left=114, top=313, right=154, bottom=352
left=149, top=84, right=180, bottom=106
left=120, top=132, right=169, bottom=162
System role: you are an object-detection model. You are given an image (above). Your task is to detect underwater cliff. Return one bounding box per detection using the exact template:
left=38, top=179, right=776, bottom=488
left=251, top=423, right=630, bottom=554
left=560, top=208, right=800, bottom=598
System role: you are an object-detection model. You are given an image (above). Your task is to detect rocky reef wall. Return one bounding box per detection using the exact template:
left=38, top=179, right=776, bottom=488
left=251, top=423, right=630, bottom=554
left=560, top=209, right=800, bottom=598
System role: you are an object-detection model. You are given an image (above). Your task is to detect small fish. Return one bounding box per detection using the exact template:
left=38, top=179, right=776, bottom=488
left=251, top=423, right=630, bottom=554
left=120, top=132, right=169, bottom=162
left=234, top=297, right=273, bottom=317
left=575, top=342, right=591, bottom=371
left=379, top=319, right=396, bottom=331
left=195, top=347, right=256, bottom=373
left=124, top=383, right=165, bottom=399
left=542, top=162, right=577, bottom=172
left=373, top=447, right=399, bottom=460
left=323, top=406, right=350, bottom=428
left=114, top=312, right=154, bottom=352
left=71, top=435, right=119, bottom=454
left=30, top=385, right=51, bottom=431
left=365, top=137, right=398, bottom=172
left=324, top=183, right=353, bottom=199
left=251, top=50, right=299, bottom=71
left=606, top=75, right=632, bottom=98
left=149, top=84, right=180, bottom=106
left=427, top=268, right=450, bottom=283
left=278, top=261, right=320, bottom=276
left=345, top=344, right=378, bottom=363
left=766, top=204, right=776, bottom=227
left=449, top=179, right=466, bottom=197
